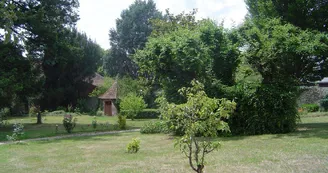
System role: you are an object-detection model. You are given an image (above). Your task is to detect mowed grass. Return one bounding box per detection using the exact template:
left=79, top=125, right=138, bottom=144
left=1, top=113, right=328, bottom=172
left=0, top=114, right=156, bottom=141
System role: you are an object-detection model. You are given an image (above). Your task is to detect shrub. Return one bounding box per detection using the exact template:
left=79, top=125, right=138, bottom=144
left=126, top=138, right=140, bottom=153
left=120, top=93, right=147, bottom=120
left=229, top=84, right=299, bottom=135
left=6, top=122, right=24, bottom=142
left=320, top=95, right=328, bottom=111
left=57, top=106, right=66, bottom=111
left=0, top=108, right=10, bottom=123
left=96, top=110, right=104, bottom=116
left=121, top=109, right=159, bottom=119
left=140, top=121, right=169, bottom=134
left=117, top=115, right=126, bottom=130
left=29, top=105, right=39, bottom=117
left=63, top=114, right=77, bottom=133
left=92, top=116, right=97, bottom=130
left=301, top=104, right=319, bottom=112
left=67, top=104, right=73, bottom=112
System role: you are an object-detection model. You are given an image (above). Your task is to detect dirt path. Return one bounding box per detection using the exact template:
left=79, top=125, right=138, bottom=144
left=0, top=129, right=140, bottom=145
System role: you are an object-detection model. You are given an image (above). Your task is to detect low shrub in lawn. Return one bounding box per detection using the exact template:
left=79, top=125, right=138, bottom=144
left=117, top=115, right=126, bottom=130
left=126, top=138, right=140, bottom=153
left=301, top=104, right=320, bottom=112
left=6, top=122, right=24, bottom=142
left=63, top=114, right=77, bottom=133
left=140, top=121, right=170, bottom=134
left=92, top=116, right=97, bottom=130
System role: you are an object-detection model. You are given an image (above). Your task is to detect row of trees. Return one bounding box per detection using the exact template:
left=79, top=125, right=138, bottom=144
left=1, top=0, right=104, bottom=112
left=103, top=0, right=327, bottom=135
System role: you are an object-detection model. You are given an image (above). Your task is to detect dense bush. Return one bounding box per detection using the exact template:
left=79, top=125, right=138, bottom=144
left=120, top=93, right=147, bottom=120
left=301, top=104, right=320, bottom=112
left=63, top=114, right=77, bottom=133
left=126, top=138, right=140, bottom=153
left=229, top=84, right=299, bottom=135
left=117, top=115, right=126, bottom=130
left=29, top=105, right=39, bottom=117
left=0, top=108, right=10, bottom=122
left=121, top=109, right=159, bottom=119
left=140, top=121, right=169, bottom=134
left=320, top=95, right=328, bottom=111
left=6, top=122, right=24, bottom=141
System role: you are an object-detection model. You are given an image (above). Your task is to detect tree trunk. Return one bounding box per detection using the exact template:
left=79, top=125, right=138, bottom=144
left=196, top=165, right=204, bottom=173
left=37, top=112, right=42, bottom=124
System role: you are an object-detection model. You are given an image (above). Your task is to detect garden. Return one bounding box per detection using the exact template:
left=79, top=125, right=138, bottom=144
left=1, top=0, right=328, bottom=173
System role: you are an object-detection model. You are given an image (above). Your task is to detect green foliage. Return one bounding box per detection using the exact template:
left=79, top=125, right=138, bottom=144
left=117, top=115, right=127, bottom=130
left=140, top=121, right=169, bottom=134
left=245, top=0, right=328, bottom=32
left=301, top=104, right=320, bottom=113
left=126, top=138, right=141, bottom=153
left=134, top=19, right=240, bottom=103
left=89, top=77, right=114, bottom=97
left=6, top=122, right=24, bottom=142
left=320, top=95, right=328, bottom=111
left=0, top=108, right=10, bottom=123
left=121, top=109, right=159, bottom=119
left=106, top=0, right=162, bottom=77
left=62, top=114, right=77, bottom=133
left=161, top=80, right=236, bottom=173
left=229, top=84, right=300, bottom=135
left=240, top=18, right=328, bottom=85
left=29, top=105, right=39, bottom=117
left=120, top=93, right=147, bottom=120
left=92, top=116, right=97, bottom=130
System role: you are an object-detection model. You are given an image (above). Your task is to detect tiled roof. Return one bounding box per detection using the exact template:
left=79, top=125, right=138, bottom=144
left=84, top=73, right=104, bottom=87
left=99, top=81, right=118, bottom=100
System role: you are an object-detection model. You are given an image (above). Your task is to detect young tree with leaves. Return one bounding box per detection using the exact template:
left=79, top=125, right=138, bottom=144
left=162, top=80, right=236, bottom=173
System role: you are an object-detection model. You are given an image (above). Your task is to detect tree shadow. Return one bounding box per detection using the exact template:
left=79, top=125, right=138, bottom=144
left=273, top=122, right=328, bottom=139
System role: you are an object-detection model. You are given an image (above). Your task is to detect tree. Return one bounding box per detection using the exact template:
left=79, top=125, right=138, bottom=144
left=240, top=18, right=328, bottom=85
left=162, top=80, right=236, bottom=173
left=120, top=93, right=147, bottom=120
left=134, top=19, right=240, bottom=103
left=106, top=0, right=162, bottom=77
left=0, top=41, right=35, bottom=110
left=40, top=28, right=103, bottom=110
left=245, top=0, right=328, bottom=32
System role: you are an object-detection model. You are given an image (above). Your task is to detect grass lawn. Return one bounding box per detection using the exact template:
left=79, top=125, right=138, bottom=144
left=0, top=112, right=327, bottom=172
left=0, top=114, right=156, bottom=141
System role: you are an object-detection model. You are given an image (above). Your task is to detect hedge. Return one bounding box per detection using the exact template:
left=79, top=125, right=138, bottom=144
left=120, top=109, right=159, bottom=119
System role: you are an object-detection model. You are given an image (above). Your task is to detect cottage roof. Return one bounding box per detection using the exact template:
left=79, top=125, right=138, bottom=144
left=84, top=73, right=104, bottom=87
left=99, top=81, right=118, bottom=100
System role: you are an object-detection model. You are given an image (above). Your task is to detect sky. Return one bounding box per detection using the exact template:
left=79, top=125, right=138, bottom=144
left=77, top=0, right=248, bottom=49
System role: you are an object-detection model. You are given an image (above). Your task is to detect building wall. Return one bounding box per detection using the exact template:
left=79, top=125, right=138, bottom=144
left=298, top=86, right=328, bottom=106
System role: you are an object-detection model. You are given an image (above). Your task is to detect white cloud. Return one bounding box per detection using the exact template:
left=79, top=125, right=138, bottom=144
left=77, top=0, right=247, bottom=49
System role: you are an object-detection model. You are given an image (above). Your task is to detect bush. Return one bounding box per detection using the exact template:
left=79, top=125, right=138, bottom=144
left=140, top=121, right=169, bottom=134
left=126, top=138, right=140, bottom=153
left=0, top=108, right=10, bottom=122
left=320, top=95, right=328, bottom=111
left=121, top=109, right=159, bottom=119
left=229, top=84, right=299, bottom=135
left=29, top=105, right=39, bottom=117
left=6, top=122, right=24, bottom=142
left=117, top=115, right=126, bottom=130
left=63, top=114, right=77, bottom=133
left=301, top=104, right=320, bottom=112
left=92, top=116, right=97, bottom=130
left=120, top=93, right=147, bottom=120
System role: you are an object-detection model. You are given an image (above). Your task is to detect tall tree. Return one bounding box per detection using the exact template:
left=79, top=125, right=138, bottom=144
left=245, top=0, right=328, bottom=32
left=105, top=0, right=162, bottom=77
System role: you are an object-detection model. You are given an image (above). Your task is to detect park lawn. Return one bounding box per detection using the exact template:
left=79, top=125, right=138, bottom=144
left=0, top=113, right=327, bottom=173
left=0, top=115, right=157, bottom=141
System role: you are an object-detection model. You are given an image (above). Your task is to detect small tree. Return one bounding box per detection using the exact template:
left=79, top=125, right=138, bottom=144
left=120, top=93, right=147, bottom=120
left=163, top=80, right=236, bottom=173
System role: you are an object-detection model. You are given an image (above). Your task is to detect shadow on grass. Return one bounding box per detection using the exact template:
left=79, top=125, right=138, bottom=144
left=33, top=132, right=132, bottom=144
left=273, top=122, right=328, bottom=139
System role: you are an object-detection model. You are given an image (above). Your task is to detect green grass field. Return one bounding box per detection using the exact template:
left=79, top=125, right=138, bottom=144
left=0, top=114, right=155, bottom=141
left=0, top=112, right=327, bottom=172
